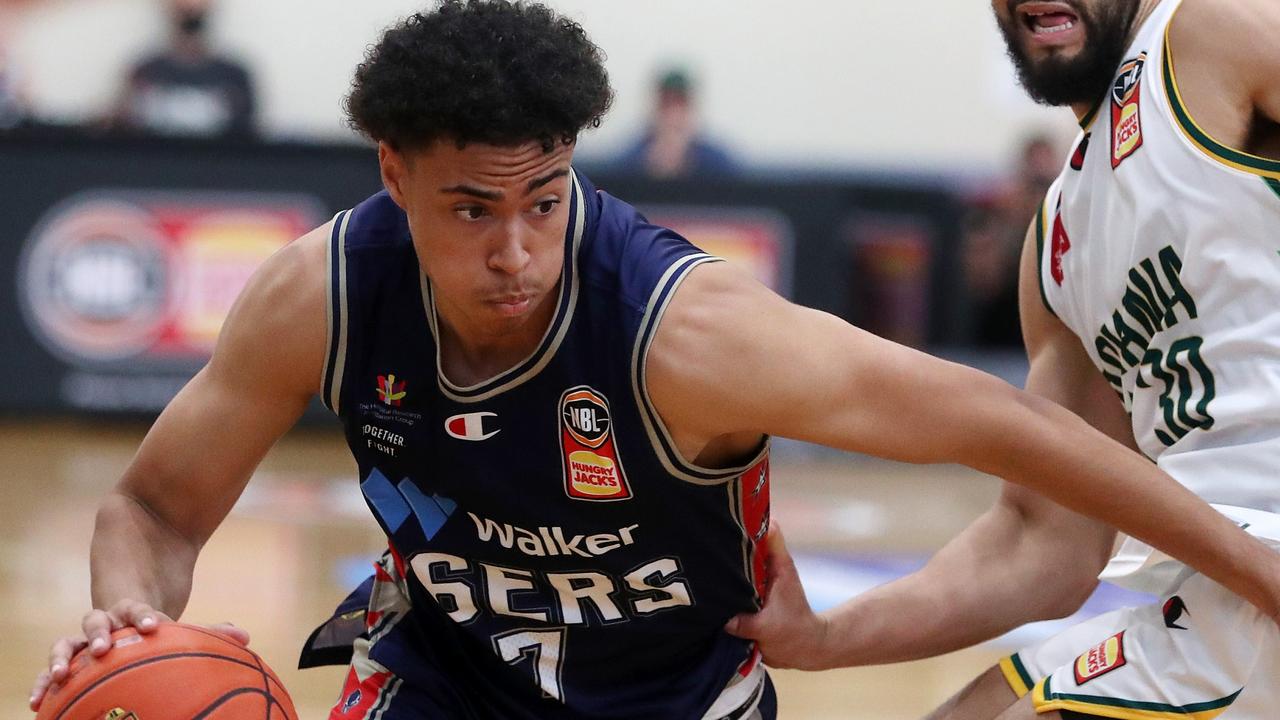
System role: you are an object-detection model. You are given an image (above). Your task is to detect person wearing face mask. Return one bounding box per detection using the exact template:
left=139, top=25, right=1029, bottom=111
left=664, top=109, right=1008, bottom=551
left=114, top=0, right=256, bottom=138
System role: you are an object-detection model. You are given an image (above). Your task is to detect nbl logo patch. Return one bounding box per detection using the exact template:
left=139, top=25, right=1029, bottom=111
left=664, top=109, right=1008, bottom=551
left=1073, top=630, right=1127, bottom=685
left=1111, top=53, right=1146, bottom=168
left=559, top=386, right=632, bottom=501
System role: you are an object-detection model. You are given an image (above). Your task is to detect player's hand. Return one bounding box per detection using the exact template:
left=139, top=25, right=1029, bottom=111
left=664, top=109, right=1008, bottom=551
left=724, top=522, right=833, bottom=670
left=29, top=600, right=250, bottom=711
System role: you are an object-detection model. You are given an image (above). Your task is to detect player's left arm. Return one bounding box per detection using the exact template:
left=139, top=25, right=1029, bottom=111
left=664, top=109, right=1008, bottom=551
left=1170, top=0, right=1280, bottom=131
left=646, top=262, right=1280, bottom=624
left=1240, top=0, right=1280, bottom=126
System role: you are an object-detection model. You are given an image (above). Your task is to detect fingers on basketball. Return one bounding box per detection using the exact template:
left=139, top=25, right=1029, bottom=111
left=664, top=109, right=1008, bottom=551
left=34, top=622, right=297, bottom=720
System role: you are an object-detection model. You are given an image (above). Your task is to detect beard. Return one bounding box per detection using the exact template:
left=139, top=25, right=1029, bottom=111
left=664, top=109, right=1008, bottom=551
left=997, top=0, right=1142, bottom=107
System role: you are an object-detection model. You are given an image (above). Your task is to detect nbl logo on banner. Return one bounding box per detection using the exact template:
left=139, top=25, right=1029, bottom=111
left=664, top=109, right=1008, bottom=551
left=559, top=386, right=632, bottom=502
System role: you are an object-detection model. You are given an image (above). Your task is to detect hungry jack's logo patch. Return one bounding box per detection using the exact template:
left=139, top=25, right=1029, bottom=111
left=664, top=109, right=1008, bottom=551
left=559, top=386, right=632, bottom=501
left=1111, top=53, right=1146, bottom=168
left=1074, top=631, right=1127, bottom=685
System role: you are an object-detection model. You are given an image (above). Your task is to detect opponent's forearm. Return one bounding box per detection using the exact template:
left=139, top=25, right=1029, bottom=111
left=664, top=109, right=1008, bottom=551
left=985, top=390, right=1280, bottom=618
left=813, top=503, right=1093, bottom=668
left=90, top=491, right=199, bottom=618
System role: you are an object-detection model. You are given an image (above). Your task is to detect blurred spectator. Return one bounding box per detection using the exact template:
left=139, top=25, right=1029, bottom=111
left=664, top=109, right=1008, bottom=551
left=0, top=0, right=34, bottom=131
left=114, top=0, right=256, bottom=138
left=615, top=68, right=738, bottom=179
left=0, top=52, right=25, bottom=131
left=962, top=208, right=1021, bottom=347
left=962, top=132, right=1065, bottom=347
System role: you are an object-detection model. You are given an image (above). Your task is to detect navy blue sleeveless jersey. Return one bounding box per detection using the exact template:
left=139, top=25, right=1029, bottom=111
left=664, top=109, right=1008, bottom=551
left=319, top=170, right=772, bottom=719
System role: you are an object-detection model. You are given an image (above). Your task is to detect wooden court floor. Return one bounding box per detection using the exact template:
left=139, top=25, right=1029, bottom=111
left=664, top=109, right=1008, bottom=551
left=1, top=421, right=1007, bottom=719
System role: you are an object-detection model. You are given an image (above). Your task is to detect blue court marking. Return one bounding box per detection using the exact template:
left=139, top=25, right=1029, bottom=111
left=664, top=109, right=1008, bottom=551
left=361, top=468, right=411, bottom=533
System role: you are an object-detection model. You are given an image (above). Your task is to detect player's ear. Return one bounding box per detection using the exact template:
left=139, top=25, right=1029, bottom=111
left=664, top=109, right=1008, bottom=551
left=378, top=142, right=408, bottom=209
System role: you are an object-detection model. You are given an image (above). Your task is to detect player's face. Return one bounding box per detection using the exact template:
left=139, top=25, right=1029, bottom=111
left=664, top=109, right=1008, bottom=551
left=381, top=139, right=574, bottom=341
left=992, top=0, right=1141, bottom=106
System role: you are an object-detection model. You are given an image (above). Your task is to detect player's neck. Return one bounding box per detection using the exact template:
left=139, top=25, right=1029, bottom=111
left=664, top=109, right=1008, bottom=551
left=434, top=285, right=560, bottom=386
left=1069, top=0, right=1164, bottom=123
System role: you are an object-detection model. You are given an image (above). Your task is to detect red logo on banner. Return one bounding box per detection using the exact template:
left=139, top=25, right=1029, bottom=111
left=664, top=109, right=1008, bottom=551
left=559, top=386, right=632, bottom=501
left=19, top=191, right=322, bottom=364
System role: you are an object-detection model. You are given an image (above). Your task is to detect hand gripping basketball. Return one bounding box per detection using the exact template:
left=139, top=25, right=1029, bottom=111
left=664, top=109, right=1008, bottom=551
left=30, top=599, right=249, bottom=712
left=31, top=621, right=293, bottom=720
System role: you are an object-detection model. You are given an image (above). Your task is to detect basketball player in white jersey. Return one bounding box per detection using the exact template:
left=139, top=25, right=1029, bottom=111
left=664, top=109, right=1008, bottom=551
left=727, top=0, right=1280, bottom=718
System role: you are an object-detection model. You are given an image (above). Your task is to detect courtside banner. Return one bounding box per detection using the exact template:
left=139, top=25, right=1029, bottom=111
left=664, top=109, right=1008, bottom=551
left=0, top=134, right=386, bottom=418
left=13, top=190, right=324, bottom=413
left=642, top=207, right=795, bottom=296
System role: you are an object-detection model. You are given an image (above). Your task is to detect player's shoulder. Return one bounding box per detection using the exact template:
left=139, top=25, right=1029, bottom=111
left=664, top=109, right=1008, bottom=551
left=226, top=220, right=329, bottom=346
left=583, top=185, right=707, bottom=308
left=1169, top=0, right=1277, bottom=66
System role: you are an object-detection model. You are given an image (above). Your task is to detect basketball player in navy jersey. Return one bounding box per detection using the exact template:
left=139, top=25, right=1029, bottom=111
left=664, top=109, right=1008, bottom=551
left=31, top=1, right=1280, bottom=718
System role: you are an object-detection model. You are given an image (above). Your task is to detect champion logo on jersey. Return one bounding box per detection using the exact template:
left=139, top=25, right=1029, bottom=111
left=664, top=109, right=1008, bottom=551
left=445, top=412, right=500, bottom=441
left=559, top=386, right=632, bottom=501
left=376, top=374, right=406, bottom=406
left=1163, top=595, right=1190, bottom=629
left=1073, top=631, right=1126, bottom=685
left=1111, top=53, right=1147, bottom=169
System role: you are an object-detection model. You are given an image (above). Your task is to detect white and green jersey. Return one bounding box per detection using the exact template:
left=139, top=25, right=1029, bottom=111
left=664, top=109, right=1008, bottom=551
left=1037, top=0, right=1280, bottom=511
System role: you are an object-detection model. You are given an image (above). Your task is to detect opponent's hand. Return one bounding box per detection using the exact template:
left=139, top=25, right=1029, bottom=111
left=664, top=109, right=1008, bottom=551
left=29, top=600, right=250, bottom=711
left=724, top=522, right=833, bottom=670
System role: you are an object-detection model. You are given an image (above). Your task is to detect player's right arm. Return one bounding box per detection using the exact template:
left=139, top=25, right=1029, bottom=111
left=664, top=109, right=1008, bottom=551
left=31, top=222, right=331, bottom=710
left=727, top=221, right=1127, bottom=669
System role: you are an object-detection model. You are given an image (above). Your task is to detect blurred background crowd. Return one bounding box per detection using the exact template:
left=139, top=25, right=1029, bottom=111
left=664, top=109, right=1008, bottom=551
left=0, top=0, right=1073, bottom=357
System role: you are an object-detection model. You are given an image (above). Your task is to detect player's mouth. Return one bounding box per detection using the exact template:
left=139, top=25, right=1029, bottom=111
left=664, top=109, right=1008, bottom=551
left=489, top=293, right=533, bottom=317
left=1016, top=1, right=1083, bottom=48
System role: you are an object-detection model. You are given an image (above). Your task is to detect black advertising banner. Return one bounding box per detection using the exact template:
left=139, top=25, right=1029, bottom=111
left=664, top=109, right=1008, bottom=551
left=0, top=133, right=381, bottom=419
left=0, top=133, right=963, bottom=420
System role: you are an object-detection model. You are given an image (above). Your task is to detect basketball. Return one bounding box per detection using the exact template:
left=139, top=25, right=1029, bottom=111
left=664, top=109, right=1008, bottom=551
left=35, top=623, right=298, bottom=720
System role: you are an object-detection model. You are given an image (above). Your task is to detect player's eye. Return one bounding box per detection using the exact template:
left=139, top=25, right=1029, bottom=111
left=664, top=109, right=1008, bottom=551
left=454, top=205, right=487, bottom=221
left=532, top=199, right=560, bottom=216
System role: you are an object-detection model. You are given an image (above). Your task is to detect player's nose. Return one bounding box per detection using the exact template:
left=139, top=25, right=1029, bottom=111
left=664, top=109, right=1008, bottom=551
left=488, top=221, right=532, bottom=275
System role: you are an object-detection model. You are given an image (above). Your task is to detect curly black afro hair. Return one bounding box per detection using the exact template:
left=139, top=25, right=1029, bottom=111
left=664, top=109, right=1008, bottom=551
left=347, top=0, right=613, bottom=152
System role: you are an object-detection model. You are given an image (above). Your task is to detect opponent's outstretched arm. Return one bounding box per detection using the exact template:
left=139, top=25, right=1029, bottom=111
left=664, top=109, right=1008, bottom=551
left=722, top=222, right=1126, bottom=669
left=32, top=225, right=328, bottom=710
left=645, top=255, right=1280, bottom=641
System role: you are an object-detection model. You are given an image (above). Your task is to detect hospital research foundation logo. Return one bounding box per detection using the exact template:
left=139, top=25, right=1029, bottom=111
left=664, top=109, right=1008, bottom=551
left=559, top=386, right=632, bottom=501
left=377, top=374, right=406, bottom=406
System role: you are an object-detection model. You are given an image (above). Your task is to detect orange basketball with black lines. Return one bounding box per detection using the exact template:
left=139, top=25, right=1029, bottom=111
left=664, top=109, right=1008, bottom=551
left=35, top=622, right=298, bottom=720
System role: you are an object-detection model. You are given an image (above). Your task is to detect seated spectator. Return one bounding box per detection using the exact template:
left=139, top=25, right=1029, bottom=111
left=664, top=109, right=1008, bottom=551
left=0, top=0, right=33, bottom=131
left=114, top=0, right=256, bottom=139
left=615, top=68, right=738, bottom=179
